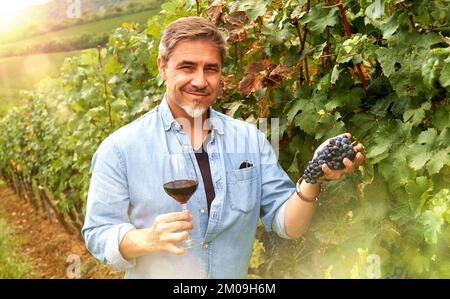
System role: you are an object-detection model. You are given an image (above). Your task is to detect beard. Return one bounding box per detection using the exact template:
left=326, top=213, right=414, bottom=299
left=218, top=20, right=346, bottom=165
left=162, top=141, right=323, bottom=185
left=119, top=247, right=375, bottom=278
left=177, top=100, right=207, bottom=118
left=172, top=87, right=216, bottom=118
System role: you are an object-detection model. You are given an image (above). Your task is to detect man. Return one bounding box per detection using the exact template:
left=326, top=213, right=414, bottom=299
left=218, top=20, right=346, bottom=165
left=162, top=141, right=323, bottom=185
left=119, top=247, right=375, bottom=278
left=82, top=16, right=364, bottom=278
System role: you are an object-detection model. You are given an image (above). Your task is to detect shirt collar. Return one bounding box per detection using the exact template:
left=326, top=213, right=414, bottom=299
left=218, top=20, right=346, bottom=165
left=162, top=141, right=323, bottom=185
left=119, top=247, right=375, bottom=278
left=160, top=94, right=224, bottom=135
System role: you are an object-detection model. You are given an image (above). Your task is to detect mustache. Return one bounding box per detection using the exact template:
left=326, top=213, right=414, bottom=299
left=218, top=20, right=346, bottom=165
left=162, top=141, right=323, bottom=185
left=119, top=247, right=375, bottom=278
left=182, top=87, right=210, bottom=95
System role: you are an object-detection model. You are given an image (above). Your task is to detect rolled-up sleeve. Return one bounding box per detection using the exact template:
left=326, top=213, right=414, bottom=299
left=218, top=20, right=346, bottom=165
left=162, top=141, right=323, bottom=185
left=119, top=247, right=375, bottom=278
left=257, top=131, right=296, bottom=235
left=272, top=201, right=295, bottom=239
left=81, top=136, right=136, bottom=271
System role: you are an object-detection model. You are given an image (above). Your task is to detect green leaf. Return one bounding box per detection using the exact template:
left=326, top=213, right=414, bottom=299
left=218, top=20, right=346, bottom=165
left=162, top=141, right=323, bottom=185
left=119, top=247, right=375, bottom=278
left=349, top=113, right=377, bottom=137
left=105, top=56, right=122, bottom=75
left=426, top=148, right=450, bottom=175
left=421, top=57, right=440, bottom=90
left=302, top=6, right=338, bottom=35
left=405, top=176, right=433, bottom=216
left=360, top=176, right=390, bottom=221
left=407, top=128, right=437, bottom=170
left=111, top=99, right=127, bottom=112
left=403, top=102, right=431, bottom=126
left=366, top=120, right=406, bottom=164
left=330, top=65, right=342, bottom=85
left=366, top=142, right=391, bottom=161
left=238, top=0, right=269, bottom=21
left=408, top=149, right=433, bottom=171
left=376, top=47, right=396, bottom=77
left=437, top=128, right=450, bottom=147
left=287, top=150, right=299, bottom=173
left=286, top=99, right=303, bottom=123
left=161, top=1, right=181, bottom=15
left=365, top=0, right=385, bottom=20
left=313, top=42, right=327, bottom=60
left=379, top=147, right=415, bottom=191
left=325, top=88, right=362, bottom=111
left=432, top=105, right=450, bottom=131
left=317, top=73, right=331, bottom=91
left=420, top=210, right=444, bottom=244
left=439, top=62, right=450, bottom=87
left=390, top=66, right=426, bottom=98
left=417, top=128, right=437, bottom=144
left=380, top=11, right=400, bottom=38
left=293, top=100, right=319, bottom=135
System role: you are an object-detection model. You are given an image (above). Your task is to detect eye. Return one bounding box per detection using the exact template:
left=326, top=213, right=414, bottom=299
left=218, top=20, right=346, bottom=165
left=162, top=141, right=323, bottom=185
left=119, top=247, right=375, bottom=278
left=179, top=65, right=193, bottom=70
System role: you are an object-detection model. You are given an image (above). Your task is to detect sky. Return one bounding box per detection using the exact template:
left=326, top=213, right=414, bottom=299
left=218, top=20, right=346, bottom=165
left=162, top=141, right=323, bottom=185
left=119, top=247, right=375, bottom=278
left=0, top=0, right=52, bottom=28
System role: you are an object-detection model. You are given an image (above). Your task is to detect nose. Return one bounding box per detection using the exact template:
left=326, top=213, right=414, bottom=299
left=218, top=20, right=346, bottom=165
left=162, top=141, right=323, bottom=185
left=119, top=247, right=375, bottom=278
left=191, top=70, right=207, bottom=89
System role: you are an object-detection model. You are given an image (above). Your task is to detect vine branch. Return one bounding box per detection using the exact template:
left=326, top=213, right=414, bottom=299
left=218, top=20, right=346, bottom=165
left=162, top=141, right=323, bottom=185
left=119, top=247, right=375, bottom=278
left=334, top=0, right=367, bottom=90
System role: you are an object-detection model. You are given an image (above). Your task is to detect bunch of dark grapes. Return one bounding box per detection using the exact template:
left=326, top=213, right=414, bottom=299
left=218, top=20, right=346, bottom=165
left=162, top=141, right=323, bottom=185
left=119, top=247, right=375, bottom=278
left=302, top=135, right=356, bottom=184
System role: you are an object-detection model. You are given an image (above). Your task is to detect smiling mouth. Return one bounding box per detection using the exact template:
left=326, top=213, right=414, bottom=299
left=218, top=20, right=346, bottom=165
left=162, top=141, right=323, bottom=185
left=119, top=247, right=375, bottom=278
left=183, top=90, right=210, bottom=97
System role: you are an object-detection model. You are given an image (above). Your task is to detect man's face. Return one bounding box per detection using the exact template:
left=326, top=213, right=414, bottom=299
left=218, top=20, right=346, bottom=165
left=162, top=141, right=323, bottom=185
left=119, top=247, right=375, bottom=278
left=158, top=39, right=222, bottom=119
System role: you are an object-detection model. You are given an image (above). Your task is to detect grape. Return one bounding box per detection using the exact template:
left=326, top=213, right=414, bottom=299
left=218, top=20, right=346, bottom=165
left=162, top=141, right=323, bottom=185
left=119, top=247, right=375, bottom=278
left=302, top=135, right=356, bottom=184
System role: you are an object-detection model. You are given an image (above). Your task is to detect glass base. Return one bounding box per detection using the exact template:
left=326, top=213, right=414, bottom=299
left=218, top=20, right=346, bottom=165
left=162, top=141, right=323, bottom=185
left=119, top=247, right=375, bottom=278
left=182, top=238, right=201, bottom=249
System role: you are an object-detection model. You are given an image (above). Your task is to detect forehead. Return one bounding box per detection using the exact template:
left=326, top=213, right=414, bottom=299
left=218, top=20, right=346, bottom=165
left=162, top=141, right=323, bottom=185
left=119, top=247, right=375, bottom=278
left=167, top=39, right=221, bottom=66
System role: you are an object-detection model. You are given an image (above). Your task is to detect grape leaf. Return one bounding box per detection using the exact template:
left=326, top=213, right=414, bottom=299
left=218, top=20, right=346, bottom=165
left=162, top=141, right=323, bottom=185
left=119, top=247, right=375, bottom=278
left=379, top=146, right=415, bottom=191
left=417, top=128, right=438, bottom=144
left=330, top=65, right=342, bottom=85
left=405, top=176, right=433, bottom=216
left=293, top=101, right=319, bottom=135
left=407, top=129, right=437, bottom=170
left=325, top=87, right=363, bottom=111
left=403, top=102, right=431, bottom=126
left=426, top=148, right=450, bottom=175
left=365, top=0, right=385, bottom=20
left=379, top=11, right=401, bottom=38
left=439, top=62, right=450, bottom=87
left=420, top=210, right=444, bottom=244
left=302, top=5, right=338, bottom=35
left=376, top=47, right=397, bottom=77
left=432, top=106, right=450, bottom=131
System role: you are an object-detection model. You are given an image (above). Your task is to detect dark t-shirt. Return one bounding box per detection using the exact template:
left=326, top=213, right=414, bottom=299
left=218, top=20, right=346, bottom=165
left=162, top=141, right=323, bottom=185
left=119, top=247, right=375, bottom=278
left=194, top=131, right=216, bottom=216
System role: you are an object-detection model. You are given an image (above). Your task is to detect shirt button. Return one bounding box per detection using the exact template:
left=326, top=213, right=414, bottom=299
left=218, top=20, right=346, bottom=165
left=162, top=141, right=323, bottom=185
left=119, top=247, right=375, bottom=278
left=200, top=208, right=205, bottom=214
left=203, top=243, right=209, bottom=249
left=216, top=181, right=222, bottom=189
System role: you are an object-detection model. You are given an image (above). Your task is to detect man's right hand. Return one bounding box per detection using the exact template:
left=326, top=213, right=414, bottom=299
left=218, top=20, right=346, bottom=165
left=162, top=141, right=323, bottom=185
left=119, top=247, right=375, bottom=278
left=119, top=210, right=193, bottom=260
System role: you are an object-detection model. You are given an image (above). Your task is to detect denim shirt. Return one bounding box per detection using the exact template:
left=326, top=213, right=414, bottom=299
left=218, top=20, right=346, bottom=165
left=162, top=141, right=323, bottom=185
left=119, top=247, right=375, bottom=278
left=81, top=96, right=296, bottom=278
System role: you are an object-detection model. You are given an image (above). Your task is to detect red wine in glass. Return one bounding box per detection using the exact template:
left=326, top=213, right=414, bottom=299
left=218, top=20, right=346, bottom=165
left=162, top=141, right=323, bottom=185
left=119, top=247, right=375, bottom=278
left=163, top=149, right=200, bottom=248
left=163, top=179, right=198, bottom=204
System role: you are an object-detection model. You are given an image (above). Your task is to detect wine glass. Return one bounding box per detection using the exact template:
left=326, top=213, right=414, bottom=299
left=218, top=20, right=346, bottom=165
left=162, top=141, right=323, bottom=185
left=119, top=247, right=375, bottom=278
left=162, top=146, right=199, bottom=249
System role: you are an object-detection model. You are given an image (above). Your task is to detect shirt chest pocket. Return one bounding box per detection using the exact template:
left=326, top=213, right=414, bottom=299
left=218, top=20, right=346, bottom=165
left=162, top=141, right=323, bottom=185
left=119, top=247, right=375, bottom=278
left=225, top=166, right=259, bottom=213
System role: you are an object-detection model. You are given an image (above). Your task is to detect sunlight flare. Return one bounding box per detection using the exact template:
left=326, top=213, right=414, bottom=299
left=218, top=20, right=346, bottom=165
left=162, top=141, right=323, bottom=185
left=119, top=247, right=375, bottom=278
left=0, top=0, right=51, bottom=30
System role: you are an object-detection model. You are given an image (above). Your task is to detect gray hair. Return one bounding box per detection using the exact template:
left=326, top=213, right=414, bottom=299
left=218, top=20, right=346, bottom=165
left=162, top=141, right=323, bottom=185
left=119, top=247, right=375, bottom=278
left=158, top=16, right=227, bottom=65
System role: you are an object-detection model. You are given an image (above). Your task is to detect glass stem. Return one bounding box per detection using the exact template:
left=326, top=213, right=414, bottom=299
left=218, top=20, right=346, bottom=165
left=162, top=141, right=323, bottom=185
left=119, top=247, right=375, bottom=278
left=181, top=203, right=192, bottom=247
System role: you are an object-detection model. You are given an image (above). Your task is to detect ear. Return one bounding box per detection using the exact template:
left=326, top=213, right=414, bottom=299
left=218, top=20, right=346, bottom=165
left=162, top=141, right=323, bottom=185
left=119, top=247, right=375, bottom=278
left=157, top=57, right=167, bottom=81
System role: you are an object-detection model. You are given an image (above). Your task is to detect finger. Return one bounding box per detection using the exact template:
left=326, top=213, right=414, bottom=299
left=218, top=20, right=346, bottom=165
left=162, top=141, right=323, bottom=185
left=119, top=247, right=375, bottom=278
left=322, top=164, right=345, bottom=180
left=343, top=158, right=355, bottom=173
left=322, top=164, right=340, bottom=179
left=159, top=220, right=193, bottom=233
left=155, top=211, right=192, bottom=224
left=165, top=243, right=185, bottom=255
left=354, top=152, right=365, bottom=165
left=322, top=163, right=332, bottom=175
left=160, top=231, right=190, bottom=243
left=353, top=143, right=364, bottom=152
left=345, top=132, right=352, bottom=139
